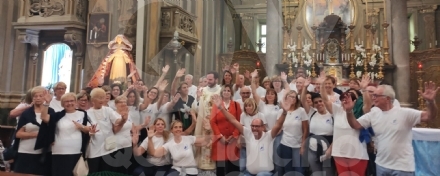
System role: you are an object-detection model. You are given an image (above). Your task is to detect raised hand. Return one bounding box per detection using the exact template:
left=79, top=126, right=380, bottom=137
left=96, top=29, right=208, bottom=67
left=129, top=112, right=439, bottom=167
left=281, top=98, right=293, bottom=111
left=280, top=72, right=287, bottom=81
left=212, top=94, right=222, bottom=109
left=127, top=85, right=135, bottom=91
left=147, top=126, right=156, bottom=138
left=120, top=106, right=129, bottom=121
left=158, top=80, right=168, bottom=92
left=72, top=120, right=84, bottom=130
left=43, top=90, right=52, bottom=103
left=358, top=74, right=371, bottom=89
left=142, top=116, right=151, bottom=127
left=316, top=71, right=326, bottom=84
left=251, top=70, right=258, bottom=78
left=341, top=92, right=355, bottom=112
left=304, top=77, right=311, bottom=88
left=162, top=65, right=170, bottom=74
left=196, top=87, right=203, bottom=98
left=418, top=81, right=440, bottom=102
left=173, top=93, right=181, bottom=103
left=175, top=68, right=186, bottom=78
left=244, top=70, right=251, bottom=79
left=131, top=127, right=139, bottom=145
left=233, top=63, right=239, bottom=71
left=128, top=70, right=137, bottom=78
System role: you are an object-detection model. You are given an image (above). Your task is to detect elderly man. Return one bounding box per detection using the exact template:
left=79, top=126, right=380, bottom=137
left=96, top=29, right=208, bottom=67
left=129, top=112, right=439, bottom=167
left=212, top=94, right=291, bottom=176
left=290, top=76, right=315, bottom=93
left=343, top=82, right=438, bottom=175
left=184, top=74, right=198, bottom=98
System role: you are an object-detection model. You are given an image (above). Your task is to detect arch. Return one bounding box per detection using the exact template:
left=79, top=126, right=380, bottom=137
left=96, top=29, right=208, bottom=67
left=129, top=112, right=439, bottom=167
left=41, top=43, right=73, bottom=92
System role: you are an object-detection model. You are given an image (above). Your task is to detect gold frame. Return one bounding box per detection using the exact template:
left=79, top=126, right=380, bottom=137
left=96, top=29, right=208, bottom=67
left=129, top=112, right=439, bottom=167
left=302, top=0, right=357, bottom=39
left=87, top=13, right=111, bottom=44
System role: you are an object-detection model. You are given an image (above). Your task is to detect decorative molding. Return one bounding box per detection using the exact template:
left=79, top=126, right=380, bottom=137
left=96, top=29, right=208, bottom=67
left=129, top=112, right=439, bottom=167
left=75, top=0, right=87, bottom=22
left=64, top=28, right=85, bottom=57
left=17, top=29, right=39, bottom=62
left=160, top=6, right=198, bottom=46
left=418, top=5, right=438, bottom=13
left=29, top=0, right=65, bottom=17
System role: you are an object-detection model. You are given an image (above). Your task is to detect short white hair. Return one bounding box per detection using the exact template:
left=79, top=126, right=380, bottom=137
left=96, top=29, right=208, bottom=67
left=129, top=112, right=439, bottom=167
left=185, top=74, right=193, bottom=80
left=378, top=85, right=395, bottom=101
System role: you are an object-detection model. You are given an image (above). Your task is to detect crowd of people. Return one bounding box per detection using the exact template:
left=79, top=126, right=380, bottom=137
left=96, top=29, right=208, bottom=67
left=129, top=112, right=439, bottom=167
left=4, top=63, right=438, bottom=176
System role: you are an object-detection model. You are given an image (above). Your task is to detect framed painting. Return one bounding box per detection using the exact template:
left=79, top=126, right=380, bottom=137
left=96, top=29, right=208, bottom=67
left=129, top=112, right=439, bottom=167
left=87, top=13, right=111, bottom=44
left=304, top=0, right=355, bottom=37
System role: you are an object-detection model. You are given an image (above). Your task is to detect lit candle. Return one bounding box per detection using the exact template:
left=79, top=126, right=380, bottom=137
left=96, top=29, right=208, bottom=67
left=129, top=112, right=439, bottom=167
left=90, top=30, right=92, bottom=40
left=94, top=32, right=97, bottom=39
left=436, top=41, right=438, bottom=46
left=376, top=37, right=379, bottom=44
left=380, top=41, right=383, bottom=46
left=383, top=0, right=387, bottom=20
left=366, top=0, right=369, bottom=23
left=244, top=43, right=246, bottom=47
left=240, top=45, right=242, bottom=49
left=430, top=43, right=432, bottom=48
left=358, top=38, right=361, bottom=44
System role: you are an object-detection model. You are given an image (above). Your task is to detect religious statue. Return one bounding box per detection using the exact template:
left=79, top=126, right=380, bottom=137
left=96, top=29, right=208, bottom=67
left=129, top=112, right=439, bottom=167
left=193, top=84, right=222, bottom=173
left=87, top=34, right=140, bottom=87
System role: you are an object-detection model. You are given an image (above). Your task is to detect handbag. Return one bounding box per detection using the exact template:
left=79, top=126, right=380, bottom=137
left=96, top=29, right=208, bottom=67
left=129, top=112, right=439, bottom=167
left=105, top=136, right=116, bottom=151
left=73, top=155, right=88, bottom=176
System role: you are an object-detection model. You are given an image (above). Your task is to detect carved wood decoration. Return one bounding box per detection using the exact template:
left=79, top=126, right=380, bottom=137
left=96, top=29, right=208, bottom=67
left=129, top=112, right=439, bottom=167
left=160, top=6, right=198, bottom=49
left=29, top=0, right=65, bottom=17
left=218, top=50, right=266, bottom=82
left=410, top=48, right=440, bottom=128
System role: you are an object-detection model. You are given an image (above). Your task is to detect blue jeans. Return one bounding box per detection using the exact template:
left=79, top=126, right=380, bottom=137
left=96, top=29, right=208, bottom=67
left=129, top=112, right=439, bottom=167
left=376, top=164, right=414, bottom=176
left=273, top=132, right=283, bottom=175
left=308, top=149, right=334, bottom=176
left=278, top=143, right=303, bottom=176
left=240, top=147, right=247, bottom=172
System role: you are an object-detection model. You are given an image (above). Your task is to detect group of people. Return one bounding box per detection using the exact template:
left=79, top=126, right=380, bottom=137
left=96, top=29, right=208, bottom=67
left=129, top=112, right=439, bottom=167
left=5, top=62, right=438, bottom=176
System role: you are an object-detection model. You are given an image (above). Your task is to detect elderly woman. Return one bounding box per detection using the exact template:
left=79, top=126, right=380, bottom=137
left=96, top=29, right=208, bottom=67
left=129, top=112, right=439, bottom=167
left=50, top=82, right=67, bottom=111
left=13, top=86, right=54, bottom=175
left=76, top=92, right=91, bottom=111
left=35, top=92, right=92, bottom=175
left=86, top=88, right=128, bottom=173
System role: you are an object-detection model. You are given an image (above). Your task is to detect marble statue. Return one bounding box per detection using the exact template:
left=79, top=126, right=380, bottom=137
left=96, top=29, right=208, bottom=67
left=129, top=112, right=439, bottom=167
left=87, top=34, right=140, bottom=87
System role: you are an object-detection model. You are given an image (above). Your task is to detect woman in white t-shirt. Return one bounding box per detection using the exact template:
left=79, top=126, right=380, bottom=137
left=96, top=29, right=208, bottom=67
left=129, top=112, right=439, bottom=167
left=318, top=72, right=369, bottom=176
left=146, top=119, right=208, bottom=176
left=277, top=90, right=309, bottom=175
left=108, top=83, right=123, bottom=110
left=38, top=92, right=92, bottom=176
left=13, top=86, right=54, bottom=175
left=86, top=88, right=127, bottom=174
left=301, top=84, right=335, bottom=176
left=271, top=73, right=290, bottom=103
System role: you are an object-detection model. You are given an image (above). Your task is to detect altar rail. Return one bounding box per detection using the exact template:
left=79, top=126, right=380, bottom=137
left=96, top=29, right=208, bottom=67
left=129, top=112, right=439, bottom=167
left=409, top=48, right=440, bottom=128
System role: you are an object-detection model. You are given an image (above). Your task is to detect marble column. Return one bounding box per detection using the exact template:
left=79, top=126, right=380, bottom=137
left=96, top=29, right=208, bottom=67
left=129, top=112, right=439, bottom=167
left=391, top=0, right=411, bottom=107
left=266, top=0, right=282, bottom=77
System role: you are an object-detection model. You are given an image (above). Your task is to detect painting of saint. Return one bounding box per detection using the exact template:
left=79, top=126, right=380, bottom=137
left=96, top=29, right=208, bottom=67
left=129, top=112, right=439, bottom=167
left=87, top=13, right=111, bottom=44
left=305, top=0, right=354, bottom=33
left=87, top=35, right=141, bottom=87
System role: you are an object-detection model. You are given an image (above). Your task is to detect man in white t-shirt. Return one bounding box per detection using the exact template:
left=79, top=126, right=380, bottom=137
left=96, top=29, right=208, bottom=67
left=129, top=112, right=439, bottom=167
left=343, top=84, right=438, bottom=175
left=184, top=74, right=198, bottom=98
left=290, top=76, right=315, bottom=93
left=212, top=94, right=291, bottom=176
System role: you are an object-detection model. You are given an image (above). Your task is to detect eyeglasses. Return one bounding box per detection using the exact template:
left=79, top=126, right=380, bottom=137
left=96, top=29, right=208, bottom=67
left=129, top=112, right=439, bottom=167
left=56, top=88, right=66, bottom=90
left=250, top=125, right=262, bottom=128
left=241, top=92, right=251, bottom=94
left=372, top=94, right=387, bottom=98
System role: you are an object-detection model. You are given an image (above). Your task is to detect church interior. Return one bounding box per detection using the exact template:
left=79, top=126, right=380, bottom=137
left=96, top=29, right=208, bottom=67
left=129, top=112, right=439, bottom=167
left=0, top=0, right=440, bottom=167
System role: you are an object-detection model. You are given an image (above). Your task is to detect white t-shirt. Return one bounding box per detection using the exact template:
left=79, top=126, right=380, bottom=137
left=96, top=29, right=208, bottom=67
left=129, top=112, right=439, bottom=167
left=357, top=106, right=421, bottom=172
left=18, top=113, right=43, bottom=154
left=259, top=103, right=281, bottom=130
left=115, top=115, right=133, bottom=150
left=50, top=98, right=63, bottom=112
left=163, top=136, right=198, bottom=175
left=140, top=135, right=172, bottom=166
left=157, top=102, right=173, bottom=130
left=328, top=93, right=341, bottom=105
left=86, top=107, right=121, bottom=158
left=279, top=107, right=308, bottom=148
left=188, top=85, right=198, bottom=98
left=243, top=127, right=274, bottom=174
left=240, top=112, right=267, bottom=128
left=256, top=86, right=266, bottom=97
left=331, top=103, right=369, bottom=160
left=129, top=106, right=141, bottom=125
left=277, top=89, right=286, bottom=103
left=52, top=111, right=86, bottom=155
left=393, top=99, right=401, bottom=107
left=108, top=100, right=116, bottom=110
left=140, top=103, right=159, bottom=126
left=308, top=109, right=333, bottom=151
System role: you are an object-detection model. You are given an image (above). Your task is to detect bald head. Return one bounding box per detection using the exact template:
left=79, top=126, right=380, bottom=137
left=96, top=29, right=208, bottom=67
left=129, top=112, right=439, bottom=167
left=251, top=118, right=264, bottom=126
left=240, top=86, right=251, bottom=100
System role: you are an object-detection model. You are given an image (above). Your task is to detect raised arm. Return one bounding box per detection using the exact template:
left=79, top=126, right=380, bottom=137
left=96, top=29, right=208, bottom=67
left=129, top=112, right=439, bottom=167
left=301, top=77, right=312, bottom=114
left=250, top=70, right=261, bottom=103
left=182, top=110, right=197, bottom=135
left=153, top=65, right=170, bottom=88
left=233, top=63, right=240, bottom=91
left=343, top=93, right=364, bottom=130
left=212, top=94, right=243, bottom=134
left=281, top=72, right=290, bottom=91
left=121, top=85, right=135, bottom=97
left=317, top=71, right=333, bottom=114
left=113, top=107, right=128, bottom=133
left=359, top=75, right=372, bottom=113
left=171, top=68, right=186, bottom=96
left=146, top=126, right=167, bottom=158
left=156, top=80, right=169, bottom=109
left=271, top=99, right=292, bottom=138
left=9, top=103, right=33, bottom=118
left=139, top=86, right=152, bottom=111
left=419, top=81, right=439, bottom=122
left=40, top=90, right=53, bottom=123
left=131, top=127, right=146, bottom=156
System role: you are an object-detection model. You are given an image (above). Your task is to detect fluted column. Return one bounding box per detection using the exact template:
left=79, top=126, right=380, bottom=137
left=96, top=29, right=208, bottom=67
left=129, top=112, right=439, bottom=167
left=266, top=0, right=282, bottom=76
left=391, top=0, right=411, bottom=107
